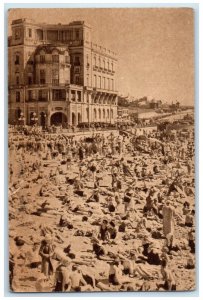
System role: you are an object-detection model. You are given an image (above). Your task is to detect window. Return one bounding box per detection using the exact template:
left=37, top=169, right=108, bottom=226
left=86, top=55, right=89, bottom=68
left=28, top=28, right=32, bottom=38
left=52, top=68, right=59, bottom=84
left=15, top=55, right=20, bottom=65
left=111, top=109, right=113, bottom=118
left=86, top=75, right=89, bottom=86
left=75, top=75, right=80, bottom=85
left=28, top=76, right=32, bottom=85
left=112, top=62, right=114, bottom=72
left=103, top=59, right=105, bottom=69
left=99, top=57, right=101, bottom=68
left=99, top=76, right=101, bottom=89
left=40, top=55, right=45, bottom=63
left=14, top=29, right=21, bottom=40
left=94, top=75, right=97, bottom=88
left=75, top=30, right=80, bottom=39
left=53, top=89, right=66, bottom=101
left=39, top=90, right=48, bottom=101
left=94, top=56, right=96, bottom=67
left=16, top=91, right=20, bottom=102
left=28, top=90, right=36, bottom=101
left=75, top=66, right=80, bottom=74
left=52, top=79, right=59, bottom=85
left=71, top=91, right=75, bottom=101
left=16, top=108, right=21, bottom=118
left=107, top=61, right=109, bottom=70
left=103, top=109, right=105, bottom=119
left=65, top=30, right=70, bottom=40
left=52, top=69, right=59, bottom=76
left=40, top=69, right=46, bottom=84
left=36, top=29, right=43, bottom=40
left=77, top=91, right=81, bottom=102
left=16, top=75, right=19, bottom=85
left=52, top=55, right=59, bottom=63
left=74, top=56, right=80, bottom=66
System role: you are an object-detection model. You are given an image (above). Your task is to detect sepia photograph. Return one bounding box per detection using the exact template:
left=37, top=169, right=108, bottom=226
left=7, top=7, right=195, bottom=293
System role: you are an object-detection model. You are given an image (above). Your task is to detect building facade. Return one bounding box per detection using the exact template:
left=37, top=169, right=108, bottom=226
left=117, top=107, right=130, bottom=122
left=8, top=18, right=118, bottom=126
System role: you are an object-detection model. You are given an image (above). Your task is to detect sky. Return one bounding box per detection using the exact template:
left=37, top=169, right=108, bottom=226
left=8, top=8, right=195, bottom=105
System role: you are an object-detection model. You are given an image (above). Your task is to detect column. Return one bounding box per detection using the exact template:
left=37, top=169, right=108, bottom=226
left=49, top=89, right=52, bottom=102
left=88, top=92, right=91, bottom=124
left=67, top=89, right=71, bottom=126
left=76, top=94, right=78, bottom=125
left=69, top=103, right=72, bottom=125
left=90, top=93, right=92, bottom=124
left=47, top=106, right=51, bottom=126
left=68, top=89, right=71, bottom=102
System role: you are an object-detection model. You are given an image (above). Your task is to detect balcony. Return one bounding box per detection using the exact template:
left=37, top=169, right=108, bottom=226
left=74, top=62, right=81, bottom=67
left=38, top=98, right=48, bottom=102
left=52, top=98, right=66, bottom=102
left=68, top=40, right=83, bottom=47
left=26, top=98, right=37, bottom=103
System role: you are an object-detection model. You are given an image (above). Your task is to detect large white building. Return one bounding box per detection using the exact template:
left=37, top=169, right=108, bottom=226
left=8, top=18, right=118, bottom=127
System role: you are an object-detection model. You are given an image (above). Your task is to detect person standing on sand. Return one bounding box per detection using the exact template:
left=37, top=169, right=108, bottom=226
left=162, top=200, right=175, bottom=249
left=39, top=235, right=55, bottom=281
left=158, top=258, right=176, bottom=291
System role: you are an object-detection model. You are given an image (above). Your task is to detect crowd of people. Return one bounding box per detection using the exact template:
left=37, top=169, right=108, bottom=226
left=8, top=121, right=195, bottom=292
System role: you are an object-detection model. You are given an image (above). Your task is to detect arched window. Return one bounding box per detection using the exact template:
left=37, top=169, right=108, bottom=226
left=16, top=75, right=19, bottom=85
left=107, top=109, right=110, bottom=119
left=52, top=54, right=59, bottom=63
left=15, top=53, right=20, bottom=65
left=94, top=108, right=97, bottom=121
left=39, top=50, right=45, bottom=63
left=103, top=109, right=105, bottom=119
left=40, top=69, right=46, bottom=84
left=103, top=77, right=106, bottom=89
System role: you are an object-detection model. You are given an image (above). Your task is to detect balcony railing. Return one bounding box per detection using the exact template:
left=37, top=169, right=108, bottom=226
left=52, top=98, right=66, bottom=101
left=38, top=98, right=48, bottom=102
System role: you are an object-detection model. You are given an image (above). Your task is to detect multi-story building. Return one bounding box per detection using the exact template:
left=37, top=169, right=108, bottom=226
left=8, top=18, right=118, bottom=127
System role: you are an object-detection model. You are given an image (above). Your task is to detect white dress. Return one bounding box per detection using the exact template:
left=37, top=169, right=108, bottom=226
left=162, top=205, right=175, bottom=237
